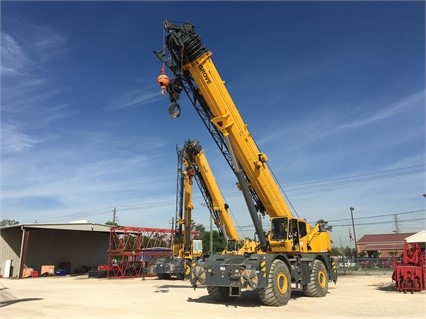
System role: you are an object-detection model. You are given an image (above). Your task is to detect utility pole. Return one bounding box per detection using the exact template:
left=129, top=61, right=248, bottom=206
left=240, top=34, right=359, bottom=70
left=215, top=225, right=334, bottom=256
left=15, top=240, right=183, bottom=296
left=350, top=207, right=357, bottom=257
left=112, top=207, right=117, bottom=224
left=393, top=214, right=400, bottom=233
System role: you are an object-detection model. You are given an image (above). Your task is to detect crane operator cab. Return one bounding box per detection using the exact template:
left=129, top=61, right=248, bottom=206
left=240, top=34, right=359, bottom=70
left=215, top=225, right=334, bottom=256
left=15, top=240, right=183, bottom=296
left=269, top=217, right=309, bottom=253
left=271, top=218, right=288, bottom=241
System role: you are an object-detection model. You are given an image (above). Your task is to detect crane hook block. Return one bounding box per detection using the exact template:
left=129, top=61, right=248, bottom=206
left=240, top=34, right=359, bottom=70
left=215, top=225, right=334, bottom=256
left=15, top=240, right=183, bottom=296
left=168, top=102, right=181, bottom=118
left=157, top=74, right=170, bottom=95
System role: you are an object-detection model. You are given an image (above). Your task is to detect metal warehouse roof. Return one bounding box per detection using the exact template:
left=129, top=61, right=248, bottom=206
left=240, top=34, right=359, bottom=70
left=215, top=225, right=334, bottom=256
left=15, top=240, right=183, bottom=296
left=357, top=233, right=415, bottom=243
left=0, top=222, right=112, bottom=232
left=405, top=230, right=426, bottom=243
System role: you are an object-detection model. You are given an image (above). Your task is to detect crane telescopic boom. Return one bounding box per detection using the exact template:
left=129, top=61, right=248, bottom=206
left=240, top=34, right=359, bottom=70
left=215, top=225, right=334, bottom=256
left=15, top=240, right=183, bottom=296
left=154, top=20, right=337, bottom=307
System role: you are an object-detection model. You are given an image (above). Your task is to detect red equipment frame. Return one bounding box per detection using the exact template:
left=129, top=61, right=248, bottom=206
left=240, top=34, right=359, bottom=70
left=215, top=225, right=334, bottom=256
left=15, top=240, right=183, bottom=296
left=392, top=243, right=426, bottom=293
left=107, top=226, right=174, bottom=279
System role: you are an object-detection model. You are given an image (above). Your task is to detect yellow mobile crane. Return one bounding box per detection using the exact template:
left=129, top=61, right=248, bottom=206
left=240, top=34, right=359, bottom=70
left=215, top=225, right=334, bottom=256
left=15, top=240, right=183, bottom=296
left=153, top=139, right=257, bottom=279
left=181, top=139, right=257, bottom=255
left=152, top=144, right=202, bottom=280
left=155, top=20, right=337, bottom=306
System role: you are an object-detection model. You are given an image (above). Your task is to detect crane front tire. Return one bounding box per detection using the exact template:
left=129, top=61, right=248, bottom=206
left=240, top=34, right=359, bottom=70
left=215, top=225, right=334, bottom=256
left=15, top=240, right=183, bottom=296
left=257, top=259, right=291, bottom=306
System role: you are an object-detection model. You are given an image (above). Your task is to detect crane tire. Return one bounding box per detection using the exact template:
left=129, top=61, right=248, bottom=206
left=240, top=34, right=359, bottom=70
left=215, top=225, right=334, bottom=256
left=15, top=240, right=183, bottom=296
left=257, top=259, right=291, bottom=306
left=183, top=259, right=192, bottom=279
left=303, top=259, right=328, bottom=297
left=157, top=273, right=171, bottom=280
left=207, top=286, right=236, bottom=302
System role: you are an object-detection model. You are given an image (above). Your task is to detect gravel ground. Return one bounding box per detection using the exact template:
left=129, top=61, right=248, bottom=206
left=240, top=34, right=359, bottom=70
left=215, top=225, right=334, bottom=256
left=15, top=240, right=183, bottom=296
left=0, top=273, right=425, bottom=319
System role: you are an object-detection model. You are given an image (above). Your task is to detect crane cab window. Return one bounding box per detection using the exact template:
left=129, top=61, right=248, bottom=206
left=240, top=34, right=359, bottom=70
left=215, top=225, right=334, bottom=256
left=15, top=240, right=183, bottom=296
left=271, top=218, right=288, bottom=240
left=299, top=221, right=307, bottom=238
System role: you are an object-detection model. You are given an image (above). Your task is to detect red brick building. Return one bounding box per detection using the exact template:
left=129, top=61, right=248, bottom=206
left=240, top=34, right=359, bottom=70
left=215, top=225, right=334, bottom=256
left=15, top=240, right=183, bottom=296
left=357, top=232, right=416, bottom=257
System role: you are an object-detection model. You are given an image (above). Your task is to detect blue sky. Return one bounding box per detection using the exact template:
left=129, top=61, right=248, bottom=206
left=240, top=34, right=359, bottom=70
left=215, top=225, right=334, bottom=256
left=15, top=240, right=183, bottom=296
left=1, top=1, right=425, bottom=248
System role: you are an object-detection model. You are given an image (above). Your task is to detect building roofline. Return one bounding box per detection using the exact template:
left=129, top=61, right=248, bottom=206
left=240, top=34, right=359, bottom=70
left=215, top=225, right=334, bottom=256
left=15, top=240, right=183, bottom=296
left=0, top=222, right=112, bottom=232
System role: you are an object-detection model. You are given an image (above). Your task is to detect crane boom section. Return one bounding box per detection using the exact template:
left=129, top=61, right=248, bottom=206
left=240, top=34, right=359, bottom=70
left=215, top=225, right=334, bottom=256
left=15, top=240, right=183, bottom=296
left=183, top=52, right=292, bottom=219
left=182, top=161, right=195, bottom=256
left=183, top=140, right=258, bottom=255
left=195, top=152, right=239, bottom=238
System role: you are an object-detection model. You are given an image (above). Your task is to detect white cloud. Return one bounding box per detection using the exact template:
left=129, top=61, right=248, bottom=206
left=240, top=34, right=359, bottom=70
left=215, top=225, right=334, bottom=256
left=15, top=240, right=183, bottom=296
left=108, top=86, right=161, bottom=109
left=1, top=124, right=41, bottom=154
left=1, top=25, right=75, bottom=156
left=257, top=90, right=424, bottom=155
left=0, top=32, right=29, bottom=76
left=325, top=90, right=424, bottom=136
left=1, top=21, right=68, bottom=77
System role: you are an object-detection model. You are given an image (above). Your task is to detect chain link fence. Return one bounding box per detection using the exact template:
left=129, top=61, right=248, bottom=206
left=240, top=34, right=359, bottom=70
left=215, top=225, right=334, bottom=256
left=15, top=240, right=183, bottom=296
left=336, top=257, right=400, bottom=275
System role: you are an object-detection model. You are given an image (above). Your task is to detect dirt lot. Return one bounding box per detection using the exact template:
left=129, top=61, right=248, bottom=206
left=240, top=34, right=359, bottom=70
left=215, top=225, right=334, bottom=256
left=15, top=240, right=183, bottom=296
left=0, top=273, right=424, bottom=319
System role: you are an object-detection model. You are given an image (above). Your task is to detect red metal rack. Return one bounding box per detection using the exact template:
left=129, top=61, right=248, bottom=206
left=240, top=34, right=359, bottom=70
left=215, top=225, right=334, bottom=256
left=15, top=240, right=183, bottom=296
left=107, top=226, right=174, bottom=279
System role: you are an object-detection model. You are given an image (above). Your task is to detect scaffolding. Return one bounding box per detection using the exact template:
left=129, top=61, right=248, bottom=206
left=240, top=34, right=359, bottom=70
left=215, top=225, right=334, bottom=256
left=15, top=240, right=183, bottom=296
left=107, top=226, right=174, bottom=278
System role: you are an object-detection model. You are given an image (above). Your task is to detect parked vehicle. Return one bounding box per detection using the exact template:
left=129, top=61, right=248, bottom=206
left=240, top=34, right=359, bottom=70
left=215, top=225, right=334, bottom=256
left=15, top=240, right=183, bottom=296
left=338, top=260, right=355, bottom=268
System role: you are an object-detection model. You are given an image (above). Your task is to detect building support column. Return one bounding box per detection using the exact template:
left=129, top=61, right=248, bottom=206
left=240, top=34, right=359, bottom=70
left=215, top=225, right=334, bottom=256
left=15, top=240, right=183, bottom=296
left=18, top=227, right=30, bottom=279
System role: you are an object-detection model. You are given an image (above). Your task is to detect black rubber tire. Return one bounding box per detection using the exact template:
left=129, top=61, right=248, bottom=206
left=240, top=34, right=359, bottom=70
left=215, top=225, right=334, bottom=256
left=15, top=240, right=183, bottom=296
left=303, top=259, right=328, bottom=297
left=257, top=259, right=291, bottom=306
left=183, top=259, right=192, bottom=279
left=207, top=286, right=236, bottom=302
left=157, top=273, right=171, bottom=280
left=174, top=259, right=191, bottom=280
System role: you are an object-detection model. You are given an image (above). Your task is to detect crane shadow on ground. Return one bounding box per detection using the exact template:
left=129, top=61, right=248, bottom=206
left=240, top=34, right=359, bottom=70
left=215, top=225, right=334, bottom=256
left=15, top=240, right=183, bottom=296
left=186, top=289, right=308, bottom=308
left=0, top=298, right=43, bottom=308
left=372, top=281, right=397, bottom=292
left=153, top=281, right=199, bottom=292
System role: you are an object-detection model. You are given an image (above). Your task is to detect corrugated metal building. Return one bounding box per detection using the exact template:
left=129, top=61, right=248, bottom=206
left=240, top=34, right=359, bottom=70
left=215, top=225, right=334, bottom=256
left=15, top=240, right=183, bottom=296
left=0, top=223, right=111, bottom=278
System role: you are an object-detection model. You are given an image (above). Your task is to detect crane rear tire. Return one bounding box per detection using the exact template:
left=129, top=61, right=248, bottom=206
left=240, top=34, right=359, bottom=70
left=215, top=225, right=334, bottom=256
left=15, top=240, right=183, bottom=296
left=303, top=259, right=328, bottom=297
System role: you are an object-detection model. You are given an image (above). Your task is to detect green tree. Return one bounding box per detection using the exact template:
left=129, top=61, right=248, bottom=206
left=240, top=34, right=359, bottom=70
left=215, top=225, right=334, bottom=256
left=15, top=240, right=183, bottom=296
left=192, top=223, right=226, bottom=252
left=0, top=219, right=19, bottom=227
left=358, top=251, right=367, bottom=258
left=202, top=230, right=226, bottom=253
left=105, top=221, right=119, bottom=226
left=331, top=246, right=341, bottom=256
left=369, top=250, right=379, bottom=258
left=194, top=223, right=205, bottom=233
left=343, top=246, right=354, bottom=257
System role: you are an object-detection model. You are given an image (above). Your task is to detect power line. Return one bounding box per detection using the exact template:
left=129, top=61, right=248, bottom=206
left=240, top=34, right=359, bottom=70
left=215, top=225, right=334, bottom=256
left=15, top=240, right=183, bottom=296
left=330, top=217, right=426, bottom=228
left=235, top=209, right=426, bottom=231
left=223, top=164, right=424, bottom=196
left=284, top=165, right=424, bottom=192
left=24, top=164, right=424, bottom=224
left=327, top=209, right=425, bottom=223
